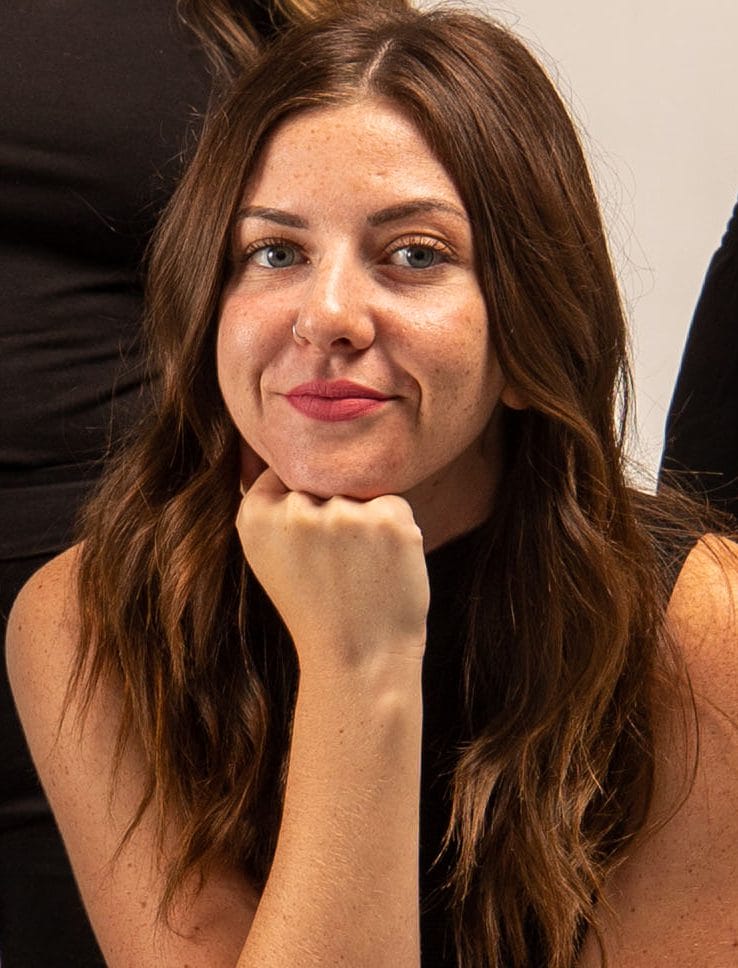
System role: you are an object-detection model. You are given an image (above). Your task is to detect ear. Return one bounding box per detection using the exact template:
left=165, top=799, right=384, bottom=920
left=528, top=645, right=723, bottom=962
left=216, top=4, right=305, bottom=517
left=500, top=384, right=528, bottom=410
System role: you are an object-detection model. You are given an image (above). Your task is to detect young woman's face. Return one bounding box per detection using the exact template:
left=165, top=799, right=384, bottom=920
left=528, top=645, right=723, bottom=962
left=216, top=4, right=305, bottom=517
left=217, top=99, right=516, bottom=538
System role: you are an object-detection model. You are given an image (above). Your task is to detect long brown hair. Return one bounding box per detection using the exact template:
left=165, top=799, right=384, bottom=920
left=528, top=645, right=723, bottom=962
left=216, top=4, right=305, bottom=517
left=177, top=0, right=413, bottom=78
left=76, top=6, right=690, bottom=966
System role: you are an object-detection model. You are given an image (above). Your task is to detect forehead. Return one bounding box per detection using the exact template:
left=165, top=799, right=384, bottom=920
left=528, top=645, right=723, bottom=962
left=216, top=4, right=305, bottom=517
left=242, top=98, right=466, bottom=214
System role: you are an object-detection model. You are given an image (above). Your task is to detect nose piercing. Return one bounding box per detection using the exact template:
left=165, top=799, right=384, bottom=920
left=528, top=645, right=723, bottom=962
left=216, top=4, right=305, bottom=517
left=292, top=321, right=308, bottom=344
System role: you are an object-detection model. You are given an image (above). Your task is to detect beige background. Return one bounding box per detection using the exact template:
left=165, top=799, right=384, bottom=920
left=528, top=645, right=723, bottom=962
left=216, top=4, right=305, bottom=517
left=428, top=0, right=737, bottom=483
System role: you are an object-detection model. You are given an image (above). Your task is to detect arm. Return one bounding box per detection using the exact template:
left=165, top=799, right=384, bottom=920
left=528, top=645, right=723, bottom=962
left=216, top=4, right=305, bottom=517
left=578, top=535, right=738, bottom=967
left=7, top=470, right=427, bottom=968
left=7, top=547, right=259, bottom=967
left=234, top=469, right=427, bottom=967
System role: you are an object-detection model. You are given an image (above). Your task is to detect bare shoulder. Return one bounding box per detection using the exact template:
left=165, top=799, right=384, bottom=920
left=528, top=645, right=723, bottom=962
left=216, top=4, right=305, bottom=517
left=7, top=545, right=258, bottom=966
left=579, top=534, right=738, bottom=967
left=6, top=544, right=83, bottom=730
left=666, top=533, right=738, bottom=710
left=667, top=532, right=738, bottom=620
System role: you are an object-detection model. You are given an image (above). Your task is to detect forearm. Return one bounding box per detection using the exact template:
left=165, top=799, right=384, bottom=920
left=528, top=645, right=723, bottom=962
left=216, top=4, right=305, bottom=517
left=237, top=659, right=424, bottom=968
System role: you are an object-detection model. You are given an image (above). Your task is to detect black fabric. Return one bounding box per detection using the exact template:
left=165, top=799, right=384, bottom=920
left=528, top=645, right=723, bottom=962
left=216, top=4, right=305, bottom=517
left=420, top=528, right=477, bottom=967
left=0, top=2, right=216, bottom=963
left=0, top=0, right=212, bottom=555
left=418, top=520, right=698, bottom=967
left=660, top=199, right=738, bottom=517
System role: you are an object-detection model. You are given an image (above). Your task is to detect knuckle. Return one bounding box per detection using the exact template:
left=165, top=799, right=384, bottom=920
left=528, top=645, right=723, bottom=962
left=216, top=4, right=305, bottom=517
left=235, top=497, right=251, bottom=532
left=371, top=494, right=415, bottom=530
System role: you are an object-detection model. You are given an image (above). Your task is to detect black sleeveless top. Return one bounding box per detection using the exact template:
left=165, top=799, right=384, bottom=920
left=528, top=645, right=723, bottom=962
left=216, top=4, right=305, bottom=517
left=419, top=522, right=698, bottom=967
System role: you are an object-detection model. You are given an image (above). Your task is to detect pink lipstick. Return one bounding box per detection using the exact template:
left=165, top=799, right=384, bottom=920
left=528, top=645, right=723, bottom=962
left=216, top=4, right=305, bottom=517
left=285, top=380, right=392, bottom=422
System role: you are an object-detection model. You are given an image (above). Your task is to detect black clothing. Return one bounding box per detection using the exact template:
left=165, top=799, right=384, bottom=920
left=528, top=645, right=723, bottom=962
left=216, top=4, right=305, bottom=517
left=660, top=199, right=738, bottom=517
left=0, top=3, right=215, bottom=963
left=0, top=1, right=210, bottom=557
left=421, top=528, right=477, bottom=967
left=421, top=526, right=550, bottom=966
left=419, top=521, right=698, bottom=967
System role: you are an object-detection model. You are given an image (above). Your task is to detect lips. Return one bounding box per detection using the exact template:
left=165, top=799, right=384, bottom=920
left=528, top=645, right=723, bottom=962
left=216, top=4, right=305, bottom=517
left=285, top=380, right=393, bottom=422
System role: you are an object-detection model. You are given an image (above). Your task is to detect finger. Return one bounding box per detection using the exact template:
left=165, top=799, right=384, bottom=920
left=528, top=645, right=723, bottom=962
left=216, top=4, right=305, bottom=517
left=237, top=468, right=287, bottom=537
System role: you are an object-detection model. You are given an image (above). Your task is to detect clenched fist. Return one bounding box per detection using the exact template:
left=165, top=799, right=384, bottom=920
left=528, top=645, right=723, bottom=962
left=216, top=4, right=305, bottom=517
left=236, top=469, right=430, bottom=682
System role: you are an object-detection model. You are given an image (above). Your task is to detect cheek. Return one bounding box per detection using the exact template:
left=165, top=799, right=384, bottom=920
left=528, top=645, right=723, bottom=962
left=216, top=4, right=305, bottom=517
left=218, top=300, right=250, bottom=364
left=215, top=316, right=230, bottom=385
left=428, top=309, right=496, bottom=402
left=217, top=324, right=268, bottom=478
left=216, top=301, right=269, bottom=388
left=215, top=309, right=260, bottom=430
left=424, top=332, right=505, bottom=444
left=218, top=289, right=291, bottom=377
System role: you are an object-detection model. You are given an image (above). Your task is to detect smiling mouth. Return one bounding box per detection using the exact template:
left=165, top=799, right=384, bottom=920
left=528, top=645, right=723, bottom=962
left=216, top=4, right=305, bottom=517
left=285, top=380, right=394, bottom=422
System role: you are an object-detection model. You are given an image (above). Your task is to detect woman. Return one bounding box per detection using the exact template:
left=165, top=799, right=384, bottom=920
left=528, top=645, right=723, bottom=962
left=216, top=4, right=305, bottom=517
left=7, top=5, right=738, bottom=966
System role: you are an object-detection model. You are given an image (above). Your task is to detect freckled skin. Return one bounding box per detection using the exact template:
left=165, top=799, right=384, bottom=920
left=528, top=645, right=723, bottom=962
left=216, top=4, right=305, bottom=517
left=217, top=99, right=518, bottom=544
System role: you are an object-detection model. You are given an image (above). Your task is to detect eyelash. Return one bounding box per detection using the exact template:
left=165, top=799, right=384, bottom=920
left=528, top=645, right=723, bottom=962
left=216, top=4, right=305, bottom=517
left=385, top=235, right=455, bottom=268
left=239, top=237, right=303, bottom=264
left=237, top=234, right=456, bottom=269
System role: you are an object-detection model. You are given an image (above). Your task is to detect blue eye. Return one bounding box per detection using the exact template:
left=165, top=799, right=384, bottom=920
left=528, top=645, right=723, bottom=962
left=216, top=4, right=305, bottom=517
left=388, top=244, right=444, bottom=269
left=251, top=243, right=300, bottom=268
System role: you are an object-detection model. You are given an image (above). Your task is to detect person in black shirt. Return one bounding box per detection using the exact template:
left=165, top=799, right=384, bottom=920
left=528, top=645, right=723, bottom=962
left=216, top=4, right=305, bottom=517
left=660, top=198, right=738, bottom=518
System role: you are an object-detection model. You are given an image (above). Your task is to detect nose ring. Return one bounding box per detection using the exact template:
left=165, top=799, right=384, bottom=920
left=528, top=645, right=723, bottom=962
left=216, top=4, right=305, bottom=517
left=292, top=321, right=308, bottom=345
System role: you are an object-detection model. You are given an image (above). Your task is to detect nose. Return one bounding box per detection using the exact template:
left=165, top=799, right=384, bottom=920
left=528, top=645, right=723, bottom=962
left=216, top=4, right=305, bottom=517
left=293, top=250, right=375, bottom=353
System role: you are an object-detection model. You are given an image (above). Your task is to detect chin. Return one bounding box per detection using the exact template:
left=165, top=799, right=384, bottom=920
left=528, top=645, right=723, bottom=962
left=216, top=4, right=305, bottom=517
left=280, top=467, right=397, bottom=502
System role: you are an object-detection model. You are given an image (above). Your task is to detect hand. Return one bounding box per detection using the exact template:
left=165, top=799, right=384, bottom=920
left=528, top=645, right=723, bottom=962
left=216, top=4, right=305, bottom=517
left=236, top=469, right=430, bottom=680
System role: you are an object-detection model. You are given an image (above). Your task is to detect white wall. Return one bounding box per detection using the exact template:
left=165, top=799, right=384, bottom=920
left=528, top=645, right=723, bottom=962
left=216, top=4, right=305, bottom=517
left=453, top=0, right=737, bottom=483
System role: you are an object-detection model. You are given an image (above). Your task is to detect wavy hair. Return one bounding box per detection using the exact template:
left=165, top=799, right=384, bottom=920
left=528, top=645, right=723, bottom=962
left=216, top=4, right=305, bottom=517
left=75, top=6, right=692, bottom=966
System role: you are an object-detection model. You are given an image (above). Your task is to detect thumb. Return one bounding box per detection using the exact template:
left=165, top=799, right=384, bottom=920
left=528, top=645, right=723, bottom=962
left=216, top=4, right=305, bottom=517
left=241, top=466, right=289, bottom=505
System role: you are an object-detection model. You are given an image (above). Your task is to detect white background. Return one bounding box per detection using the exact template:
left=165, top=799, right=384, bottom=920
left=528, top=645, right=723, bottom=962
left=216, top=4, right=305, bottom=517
left=430, top=0, right=737, bottom=484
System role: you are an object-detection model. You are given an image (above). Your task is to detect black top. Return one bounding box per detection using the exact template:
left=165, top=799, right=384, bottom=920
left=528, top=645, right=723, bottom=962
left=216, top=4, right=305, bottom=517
left=421, top=528, right=476, bottom=966
left=0, top=0, right=211, bottom=560
left=661, top=199, right=738, bottom=518
left=419, top=522, right=698, bottom=967
left=422, top=526, right=549, bottom=967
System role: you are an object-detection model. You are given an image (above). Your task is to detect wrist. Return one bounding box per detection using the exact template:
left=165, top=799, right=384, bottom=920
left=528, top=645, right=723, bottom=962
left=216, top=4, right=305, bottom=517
left=295, top=654, right=423, bottom=747
left=297, top=644, right=424, bottom=701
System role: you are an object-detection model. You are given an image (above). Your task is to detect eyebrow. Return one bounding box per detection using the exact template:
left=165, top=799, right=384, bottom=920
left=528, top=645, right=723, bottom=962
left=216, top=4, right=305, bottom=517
left=235, top=197, right=467, bottom=230
left=367, top=199, right=467, bottom=226
left=236, top=206, right=308, bottom=228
